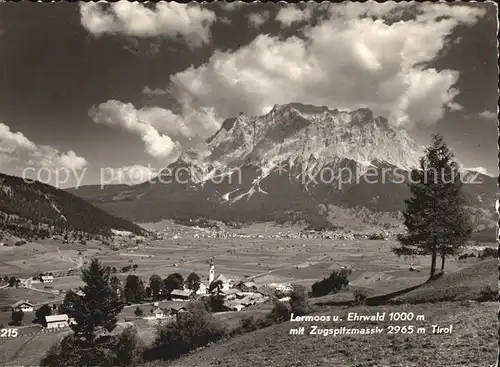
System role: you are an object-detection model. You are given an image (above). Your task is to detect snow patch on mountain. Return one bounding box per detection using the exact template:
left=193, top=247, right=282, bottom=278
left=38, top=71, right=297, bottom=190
left=157, top=103, right=431, bottom=206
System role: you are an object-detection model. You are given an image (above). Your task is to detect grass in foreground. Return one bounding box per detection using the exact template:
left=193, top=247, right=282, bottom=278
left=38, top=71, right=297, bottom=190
left=147, top=301, right=496, bottom=367
left=392, top=259, right=497, bottom=304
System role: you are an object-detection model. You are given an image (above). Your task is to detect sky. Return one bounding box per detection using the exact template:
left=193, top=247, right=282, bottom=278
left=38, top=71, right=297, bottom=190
left=0, top=1, right=497, bottom=188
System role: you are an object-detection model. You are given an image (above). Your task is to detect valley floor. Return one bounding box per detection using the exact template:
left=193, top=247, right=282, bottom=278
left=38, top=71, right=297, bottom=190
left=0, top=225, right=496, bottom=367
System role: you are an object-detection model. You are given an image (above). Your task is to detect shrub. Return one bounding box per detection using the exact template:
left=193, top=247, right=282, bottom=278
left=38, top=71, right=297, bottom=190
left=368, top=232, right=385, bottom=240
left=151, top=302, right=226, bottom=361
left=479, top=247, right=497, bottom=259
left=42, top=326, right=143, bottom=367
left=311, top=268, right=352, bottom=297
left=41, top=335, right=111, bottom=367
left=239, top=315, right=264, bottom=333
left=353, top=289, right=368, bottom=305
left=114, top=326, right=143, bottom=367
left=134, top=307, right=143, bottom=317
left=267, top=301, right=291, bottom=324
left=479, top=285, right=497, bottom=301
left=11, top=309, right=24, bottom=325
left=201, top=295, right=226, bottom=313
left=289, top=285, right=308, bottom=316
left=35, top=304, right=52, bottom=327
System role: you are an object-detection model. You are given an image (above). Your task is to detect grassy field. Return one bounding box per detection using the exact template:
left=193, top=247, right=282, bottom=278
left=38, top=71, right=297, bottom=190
left=157, top=301, right=497, bottom=367
left=0, top=226, right=494, bottom=312
left=0, top=329, right=70, bottom=367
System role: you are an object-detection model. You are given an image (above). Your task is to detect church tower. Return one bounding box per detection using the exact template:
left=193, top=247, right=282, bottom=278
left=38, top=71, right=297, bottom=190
left=209, top=263, right=215, bottom=284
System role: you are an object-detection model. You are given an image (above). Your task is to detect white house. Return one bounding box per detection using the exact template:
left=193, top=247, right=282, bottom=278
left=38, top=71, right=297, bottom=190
left=11, top=300, right=33, bottom=313
left=214, top=274, right=231, bottom=291
left=45, top=314, right=69, bottom=329
left=153, top=308, right=168, bottom=319
left=196, top=282, right=207, bottom=295
left=183, top=282, right=207, bottom=296
left=41, top=275, right=54, bottom=283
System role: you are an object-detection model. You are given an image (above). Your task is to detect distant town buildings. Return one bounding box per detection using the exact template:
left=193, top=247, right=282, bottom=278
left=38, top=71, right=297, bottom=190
left=41, top=275, right=54, bottom=283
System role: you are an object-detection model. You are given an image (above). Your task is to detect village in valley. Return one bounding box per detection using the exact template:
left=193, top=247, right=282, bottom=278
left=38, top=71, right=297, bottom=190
left=0, top=222, right=319, bottom=339
left=5, top=261, right=272, bottom=331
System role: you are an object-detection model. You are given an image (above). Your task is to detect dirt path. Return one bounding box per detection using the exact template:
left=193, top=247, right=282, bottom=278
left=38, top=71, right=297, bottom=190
left=6, top=335, right=36, bottom=364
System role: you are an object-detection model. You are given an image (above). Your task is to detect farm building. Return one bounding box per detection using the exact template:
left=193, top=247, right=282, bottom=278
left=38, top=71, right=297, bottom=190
left=235, top=281, right=258, bottom=292
left=219, top=288, right=245, bottom=300
left=45, top=314, right=69, bottom=329
left=224, top=301, right=245, bottom=312
left=170, top=305, right=187, bottom=316
left=11, top=300, right=33, bottom=312
left=183, top=282, right=207, bottom=296
left=41, top=275, right=54, bottom=283
left=170, top=289, right=193, bottom=301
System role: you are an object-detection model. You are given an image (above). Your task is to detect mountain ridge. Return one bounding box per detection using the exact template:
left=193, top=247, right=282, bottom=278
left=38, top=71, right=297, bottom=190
left=0, top=172, right=145, bottom=237
left=65, top=103, right=497, bottom=232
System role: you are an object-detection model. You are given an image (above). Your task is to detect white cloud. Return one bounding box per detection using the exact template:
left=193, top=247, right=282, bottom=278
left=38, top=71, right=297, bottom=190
left=447, top=102, right=463, bottom=112
left=219, top=2, right=247, bottom=12
left=465, top=109, right=498, bottom=121
left=142, top=86, right=169, bottom=96
left=478, top=110, right=497, bottom=120
left=164, top=3, right=486, bottom=128
left=275, top=6, right=312, bottom=28
left=0, top=122, right=88, bottom=175
left=88, top=100, right=219, bottom=159
left=248, top=11, right=271, bottom=29
left=79, top=2, right=216, bottom=48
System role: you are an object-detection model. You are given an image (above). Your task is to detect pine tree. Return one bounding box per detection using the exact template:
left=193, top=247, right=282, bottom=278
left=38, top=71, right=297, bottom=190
left=392, top=134, right=472, bottom=278
left=69, top=258, right=124, bottom=344
left=149, top=274, right=163, bottom=301
left=124, top=275, right=146, bottom=304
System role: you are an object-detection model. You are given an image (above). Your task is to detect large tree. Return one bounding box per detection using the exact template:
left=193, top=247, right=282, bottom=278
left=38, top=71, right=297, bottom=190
left=35, top=304, right=52, bottom=327
left=163, top=273, right=184, bottom=296
left=124, top=275, right=146, bottom=304
left=11, top=309, right=24, bottom=325
left=69, top=258, right=124, bottom=343
left=392, top=134, right=472, bottom=278
left=185, top=272, right=201, bottom=293
left=110, top=276, right=123, bottom=301
left=149, top=274, right=163, bottom=301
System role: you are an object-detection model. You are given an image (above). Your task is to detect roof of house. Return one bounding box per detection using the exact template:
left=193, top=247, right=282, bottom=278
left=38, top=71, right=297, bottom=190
left=215, top=274, right=228, bottom=283
left=41, top=275, right=54, bottom=279
left=170, top=305, right=187, bottom=312
left=170, top=289, right=193, bottom=297
left=11, top=300, right=33, bottom=308
left=224, top=301, right=245, bottom=310
left=221, top=288, right=243, bottom=296
left=46, top=314, right=69, bottom=323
